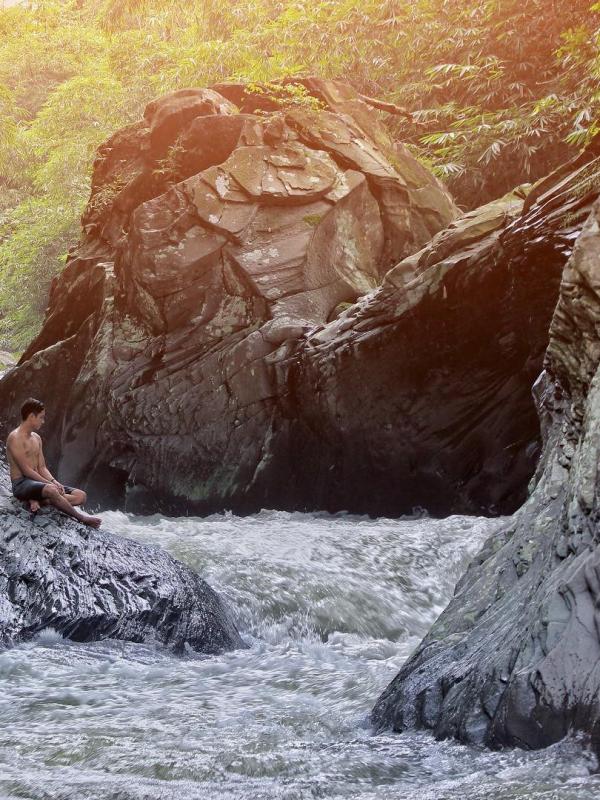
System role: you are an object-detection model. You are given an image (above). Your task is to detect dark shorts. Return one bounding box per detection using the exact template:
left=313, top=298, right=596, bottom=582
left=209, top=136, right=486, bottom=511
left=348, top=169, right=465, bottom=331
left=12, top=478, right=74, bottom=502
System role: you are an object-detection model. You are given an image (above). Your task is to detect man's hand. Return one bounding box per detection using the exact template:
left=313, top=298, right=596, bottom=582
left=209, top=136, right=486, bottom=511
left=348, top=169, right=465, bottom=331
left=51, top=479, right=65, bottom=495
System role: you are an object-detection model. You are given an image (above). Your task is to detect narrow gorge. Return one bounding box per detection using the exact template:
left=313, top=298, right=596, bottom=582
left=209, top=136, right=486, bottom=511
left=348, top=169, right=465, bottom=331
left=2, top=77, right=600, bottom=781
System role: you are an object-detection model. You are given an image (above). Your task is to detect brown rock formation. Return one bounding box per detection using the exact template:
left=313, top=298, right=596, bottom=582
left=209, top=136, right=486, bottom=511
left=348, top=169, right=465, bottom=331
left=2, top=81, right=598, bottom=518
left=273, top=141, right=600, bottom=516
left=0, top=79, right=458, bottom=513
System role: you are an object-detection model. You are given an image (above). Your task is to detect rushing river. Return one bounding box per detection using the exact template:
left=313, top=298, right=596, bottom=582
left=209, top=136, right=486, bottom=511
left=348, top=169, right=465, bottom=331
left=0, top=510, right=597, bottom=799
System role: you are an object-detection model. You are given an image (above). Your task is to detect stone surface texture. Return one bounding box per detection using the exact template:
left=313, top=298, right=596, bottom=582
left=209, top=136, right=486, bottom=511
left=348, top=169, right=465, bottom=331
left=0, top=78, right=458, bottom=514
left=0, top=461, right=243, bottom=652
left=372, top=196, right=600, bottom=754
left=245, top=138, right=600, bottom=516
left=1, top=81, right=599, bottom=517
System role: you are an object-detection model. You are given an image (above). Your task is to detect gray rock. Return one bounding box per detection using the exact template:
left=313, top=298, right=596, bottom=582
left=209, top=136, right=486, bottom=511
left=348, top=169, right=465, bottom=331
left=2, top=81, right=598, bottom=519
left=0, top=78, right=458, bottom=515
left=371, top=197, right=600, bottom=755
left=0, top=462, right=244, bottom=653
left=0, top=350, right=17, bottom=382
left=264, top=141, right=600, bottom=517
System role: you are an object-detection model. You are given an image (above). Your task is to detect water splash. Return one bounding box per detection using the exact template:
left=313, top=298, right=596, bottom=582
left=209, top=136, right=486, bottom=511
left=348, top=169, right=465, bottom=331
left=0, top=511, right=597, bottom=799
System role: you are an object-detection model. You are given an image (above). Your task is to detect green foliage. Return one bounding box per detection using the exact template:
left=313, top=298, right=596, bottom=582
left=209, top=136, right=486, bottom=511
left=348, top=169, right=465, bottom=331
left=0, top=195, right=80, bottom=351
left=0, top=85, right=27, bottom=189
left=0, top=0, right=598, bottom=349
left=246, top=81, right=325, bottom=112
left=153, top=136, right=187, bottom=183
left=385, top=0, right=600, bottom=205
left=303, top=213, right=324, bottom=227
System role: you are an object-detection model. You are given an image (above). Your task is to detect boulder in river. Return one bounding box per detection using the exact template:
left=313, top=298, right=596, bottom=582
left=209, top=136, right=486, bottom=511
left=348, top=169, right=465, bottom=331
left=255, top=138, right=600, bottom=516
left=0, top=78, right=458, bottom=514
left=1, top=82, right=599, bottom=518
left=372, top=195, right=600, bottom=755
left=0, top=462, right=244, bottom=653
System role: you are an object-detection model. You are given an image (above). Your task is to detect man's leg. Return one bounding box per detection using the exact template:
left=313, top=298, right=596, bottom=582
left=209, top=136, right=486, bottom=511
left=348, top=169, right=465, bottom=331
left=64, top=487, right=86, bottom=507
left=41, top=484, right=101, bottom=528
left=13, top=479, right=46, bottom=516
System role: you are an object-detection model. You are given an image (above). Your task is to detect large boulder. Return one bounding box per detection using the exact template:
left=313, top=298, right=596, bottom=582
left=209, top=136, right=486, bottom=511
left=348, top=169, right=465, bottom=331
left=2, top=77, right=598, bottom=518
left=0, top=462, right=243, bottom=652
left=270, top=138, right=600, bottom=516
left=371, top=197, right=600, bottom=754
left=231, top=137, right=600, bottom=516
left=0, top=78, right=458, bottom=513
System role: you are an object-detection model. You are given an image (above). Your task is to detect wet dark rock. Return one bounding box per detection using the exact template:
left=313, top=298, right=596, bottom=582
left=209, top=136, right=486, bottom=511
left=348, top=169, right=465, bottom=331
left=257, top=138, right=600, bottom=517
left=274, top=190, right=548, bottom=516
left=0, top=78, right=458, bottom=514
left=372, top=195, right=600, bottom=754
left=0, top=462, right=243, bottom=653
left=1, top=79, right=599, bottom=518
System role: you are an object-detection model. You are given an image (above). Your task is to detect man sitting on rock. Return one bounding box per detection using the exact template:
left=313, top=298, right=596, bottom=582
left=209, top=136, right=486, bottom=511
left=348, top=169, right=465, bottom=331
left=6, top=397, right=101, bottom=528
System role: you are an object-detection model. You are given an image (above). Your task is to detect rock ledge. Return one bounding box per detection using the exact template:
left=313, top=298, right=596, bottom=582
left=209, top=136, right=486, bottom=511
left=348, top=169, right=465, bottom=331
left=0, top=466, right=244, bottom=653
left=372, top=198, right=600, bottom=755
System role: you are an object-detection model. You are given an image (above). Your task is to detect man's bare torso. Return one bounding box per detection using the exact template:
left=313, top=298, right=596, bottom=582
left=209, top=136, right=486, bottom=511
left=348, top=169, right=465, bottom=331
left=7, top=428, right=41, bottom=481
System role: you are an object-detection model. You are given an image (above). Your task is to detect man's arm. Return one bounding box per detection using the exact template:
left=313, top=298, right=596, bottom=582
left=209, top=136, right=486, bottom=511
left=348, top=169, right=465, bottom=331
left=37, top=436, right=64, bottom=492
left=7, top=433, right=50, bottom=483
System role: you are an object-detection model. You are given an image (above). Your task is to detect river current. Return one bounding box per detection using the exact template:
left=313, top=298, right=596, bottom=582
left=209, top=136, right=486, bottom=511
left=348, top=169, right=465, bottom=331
left=0, top=510, right=597, bottom=799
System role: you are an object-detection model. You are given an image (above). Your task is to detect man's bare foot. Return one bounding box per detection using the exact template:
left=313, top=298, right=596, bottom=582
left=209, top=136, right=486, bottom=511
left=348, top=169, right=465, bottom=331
left=78, top=512, right=102, bottom=529
left=29, top=500, right=41, bottom=513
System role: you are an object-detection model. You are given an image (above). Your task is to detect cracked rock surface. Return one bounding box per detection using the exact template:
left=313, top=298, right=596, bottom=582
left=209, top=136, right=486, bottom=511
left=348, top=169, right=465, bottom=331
left=372, top=197, right=600, bottom=754
left=0, top=78, right=457, bottom=514
left=0, top=462, right=244, bottom=653
left=252, top=137, right=600, bottom=516
left=2, top=80, right=599, bottom=517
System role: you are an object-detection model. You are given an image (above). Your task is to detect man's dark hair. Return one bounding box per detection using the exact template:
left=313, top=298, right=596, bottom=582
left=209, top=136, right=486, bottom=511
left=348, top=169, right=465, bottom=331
left=21, top=398, right=45, bottom=420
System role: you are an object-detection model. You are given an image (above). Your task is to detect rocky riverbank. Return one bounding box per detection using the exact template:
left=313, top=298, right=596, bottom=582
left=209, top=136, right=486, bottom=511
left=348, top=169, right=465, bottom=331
left=372, top=197, right=600, bottom=754
left=2, top=77, right=455, bottom=515
left=1, top=75, right=600, bottom=760
left=0, top=461, right=243, bottom=652
left=1, top=81, right=599, bottom=517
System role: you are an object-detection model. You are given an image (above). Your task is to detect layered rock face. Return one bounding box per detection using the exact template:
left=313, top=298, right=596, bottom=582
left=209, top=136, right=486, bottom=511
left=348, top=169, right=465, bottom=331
left=372, top=198, right=600, bottom=752
left=1, top=79, right=598, bottom=516
left=0, top=462, right=243, bottom=652
left=0, top=78, right=457, bottom=513
left=272, top=189, right=565, bottom=516
left=179, top=132, right=598, bottom=517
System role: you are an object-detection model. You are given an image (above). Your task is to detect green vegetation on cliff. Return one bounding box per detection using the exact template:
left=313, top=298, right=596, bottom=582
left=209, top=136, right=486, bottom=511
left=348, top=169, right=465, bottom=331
left=0, top=0, right=598, bottom=349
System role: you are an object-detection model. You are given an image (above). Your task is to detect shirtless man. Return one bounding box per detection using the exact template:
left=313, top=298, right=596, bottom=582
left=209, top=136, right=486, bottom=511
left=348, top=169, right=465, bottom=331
left=6, top=397, right=101, bottom=528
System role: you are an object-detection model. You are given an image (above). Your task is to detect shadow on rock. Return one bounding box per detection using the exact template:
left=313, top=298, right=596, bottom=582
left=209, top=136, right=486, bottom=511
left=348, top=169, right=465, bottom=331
left=372, top=196, right=600, bottom=758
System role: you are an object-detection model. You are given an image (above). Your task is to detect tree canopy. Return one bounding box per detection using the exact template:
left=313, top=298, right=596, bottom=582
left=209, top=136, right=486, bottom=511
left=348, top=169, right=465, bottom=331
left=0, top=0, right=598, bottom=350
